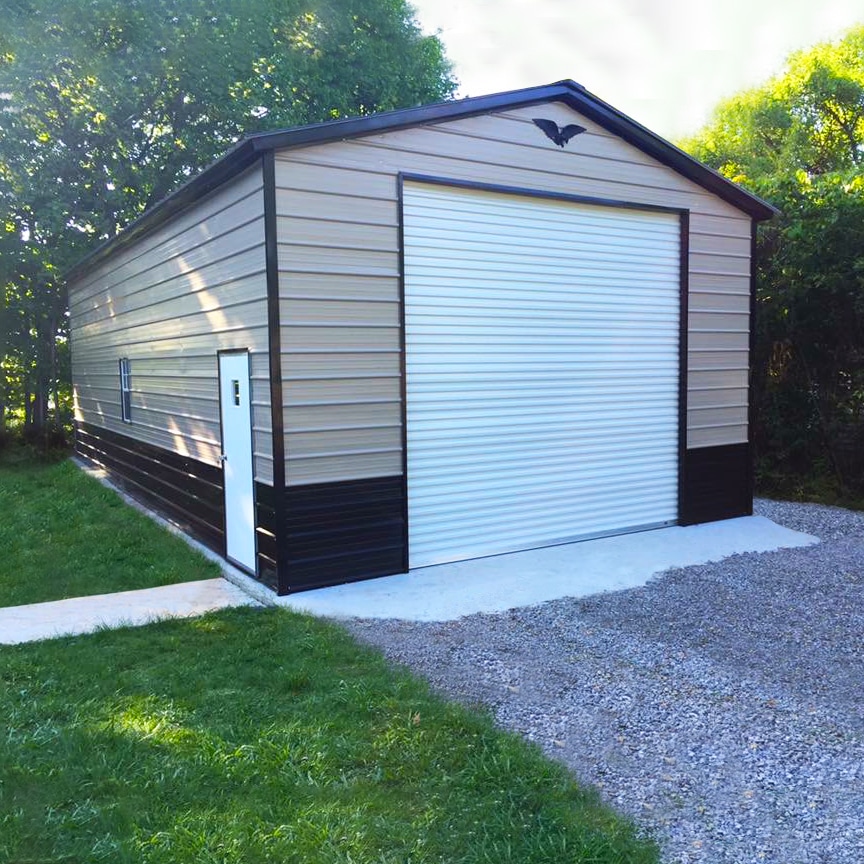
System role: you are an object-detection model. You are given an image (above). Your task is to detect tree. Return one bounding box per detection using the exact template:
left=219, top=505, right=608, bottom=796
left=681, top=26, right=864, bottom=499
left=0, top=0, right=455, bottom=436
left=681, top=27, right=864, bottom=186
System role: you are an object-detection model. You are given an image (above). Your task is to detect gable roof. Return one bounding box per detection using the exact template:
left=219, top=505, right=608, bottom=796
left=66, top=79, right=777, bottom=281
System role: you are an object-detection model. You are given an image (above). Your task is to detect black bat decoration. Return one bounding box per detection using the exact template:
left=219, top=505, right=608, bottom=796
left=532, top=118, right=586, bottom=147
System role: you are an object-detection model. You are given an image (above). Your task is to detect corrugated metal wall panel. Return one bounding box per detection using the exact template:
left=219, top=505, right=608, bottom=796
left=274, top=102, right=754, bottom=484
left=69, top=163, right=273, bottom=482
left=403, top=182, right=681, bottom=568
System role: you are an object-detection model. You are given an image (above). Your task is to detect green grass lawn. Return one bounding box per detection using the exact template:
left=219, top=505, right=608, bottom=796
left=0, top=450, right=221, bottom=607
left=0, top=607, right=657, bottom=863
left=0, top=449, right=657, bottom=862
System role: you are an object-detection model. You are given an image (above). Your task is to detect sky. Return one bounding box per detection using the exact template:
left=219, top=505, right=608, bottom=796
left=409, top=0, right=864, bottom=141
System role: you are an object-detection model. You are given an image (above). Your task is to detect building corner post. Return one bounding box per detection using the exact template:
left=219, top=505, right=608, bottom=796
left=262, top=150, right=289, bottom=593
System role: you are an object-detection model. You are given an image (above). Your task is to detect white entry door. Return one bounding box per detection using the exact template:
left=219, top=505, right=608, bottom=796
left=218, top=352, right=256, bottom=572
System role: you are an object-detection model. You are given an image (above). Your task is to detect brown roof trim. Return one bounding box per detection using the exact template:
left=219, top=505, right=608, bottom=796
left=65, top=143, right=261, bottom=282
left=550, top=82, right=777, bottom=220
left=66, top=80, right=776, bottom=282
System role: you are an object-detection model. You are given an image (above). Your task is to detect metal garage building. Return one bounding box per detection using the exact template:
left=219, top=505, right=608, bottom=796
left=67, top=80, right=775, bottom=595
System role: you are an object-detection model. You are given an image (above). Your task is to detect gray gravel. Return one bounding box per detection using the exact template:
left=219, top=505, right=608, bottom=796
left=343, top=500, right=864, bottom=863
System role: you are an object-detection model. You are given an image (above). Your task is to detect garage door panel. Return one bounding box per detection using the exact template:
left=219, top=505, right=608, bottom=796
left=407, top=386, right=680, bottom=404
left=405, top=310, right=679, bottom=329
left=404, top=257, right=678, bottom=281
left=408, top=428, right=678, bottom=454
left=410, top=498, right=681, bottom=539
left=408, top=447, right=679, bottom=474
left=407, top=270, right=678, bottom=283
left=418, top=485, right=681, bottom=519
left=406, top=197, right=678, bottom=236
left=408, top=461, right=680, bottom=497
left=405, top=285, right=678, bottom=305
left=406, top=237, right=679, bottom=264
left=411, top=501, right=679, bottom=565
left=403, top=182, right=681, bottom=568
left=407, top=421, right=679, bottom=447
left=408, top=356, right=677, bottom=371
left=409, top=237, right=679, bottom=263
left=409, top=399, right=679, bottom=421
left=406, top=291, right=676, bottom=313
left=406, top=334, right=678, bottom=351
left=407, top=366, right=677, bottom=380
left=412, top=501, right=680, bottom=541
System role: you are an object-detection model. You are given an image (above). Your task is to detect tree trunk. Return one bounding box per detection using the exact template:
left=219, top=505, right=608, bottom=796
left=0, top=300, right=6, bottom=433
left=48, top=311, right=58, bottom=426
left=30, top=313, right=51, bottom=432
left=34, top=379, right=46, bottom=430
left=797, top=344, right=847, bottom=493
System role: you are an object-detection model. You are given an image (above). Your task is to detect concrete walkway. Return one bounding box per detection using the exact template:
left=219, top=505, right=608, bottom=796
left=0, top=579, right=257, bottom=645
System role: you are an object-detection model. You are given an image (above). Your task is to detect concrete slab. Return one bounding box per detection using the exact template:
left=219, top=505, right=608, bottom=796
left=67, top=458, right=820, bottom=626
left=0, top=579, right=257, bottom=645
left=275, top=516, right=819, bottom=622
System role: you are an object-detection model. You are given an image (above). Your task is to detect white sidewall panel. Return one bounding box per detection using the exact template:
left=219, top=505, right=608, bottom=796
left=403, top=183, right=681, bottom=568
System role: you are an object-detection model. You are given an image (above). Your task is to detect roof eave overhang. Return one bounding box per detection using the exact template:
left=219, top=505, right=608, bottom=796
left=65, top=80, right=776, bottom=283
left=552, top=85, right=777, bottom=222
left=243, top=81, right=777, bottom=221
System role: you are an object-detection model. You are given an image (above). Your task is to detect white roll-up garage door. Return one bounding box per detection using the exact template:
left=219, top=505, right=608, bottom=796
left=403, top=182, right=681, bottom=569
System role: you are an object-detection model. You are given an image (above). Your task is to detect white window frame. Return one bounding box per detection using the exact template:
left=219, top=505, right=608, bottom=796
left=119, top=358, right=132, bottom=423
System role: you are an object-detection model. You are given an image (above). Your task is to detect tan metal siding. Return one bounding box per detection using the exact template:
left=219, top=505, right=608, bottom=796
left=70, top=224, right=264, bottom=312
left=275, top=144, right=402, bottom=485
left=686, top=209, right=750, bottom=448
left=69, top=164, right=274, bottom=483
left=275, top=104, right=754, bottom=484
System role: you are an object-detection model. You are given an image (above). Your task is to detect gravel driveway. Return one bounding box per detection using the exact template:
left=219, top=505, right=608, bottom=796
left=344, top=500, right=864, bottom=863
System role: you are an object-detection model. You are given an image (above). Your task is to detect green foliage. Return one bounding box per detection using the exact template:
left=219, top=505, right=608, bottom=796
left=0, top=0, right=456, bottom=433
left=680, top=26, right=864, bottom=184
left=0, top=607, right=658, bottom=862
left=755, top=172, right=864, bottom=496
left=681, top=26, right=864, bottom=500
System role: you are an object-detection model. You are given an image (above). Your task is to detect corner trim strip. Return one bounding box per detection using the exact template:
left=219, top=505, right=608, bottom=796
left=262, top=150, right=288, bottom=591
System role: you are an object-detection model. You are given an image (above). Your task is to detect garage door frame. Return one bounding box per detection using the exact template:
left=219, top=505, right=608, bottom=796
left=397, top=173, right=690, bottom=570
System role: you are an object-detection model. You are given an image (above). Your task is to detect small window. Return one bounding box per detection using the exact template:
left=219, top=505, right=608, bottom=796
left=119, top=358, right=132, bottom=422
